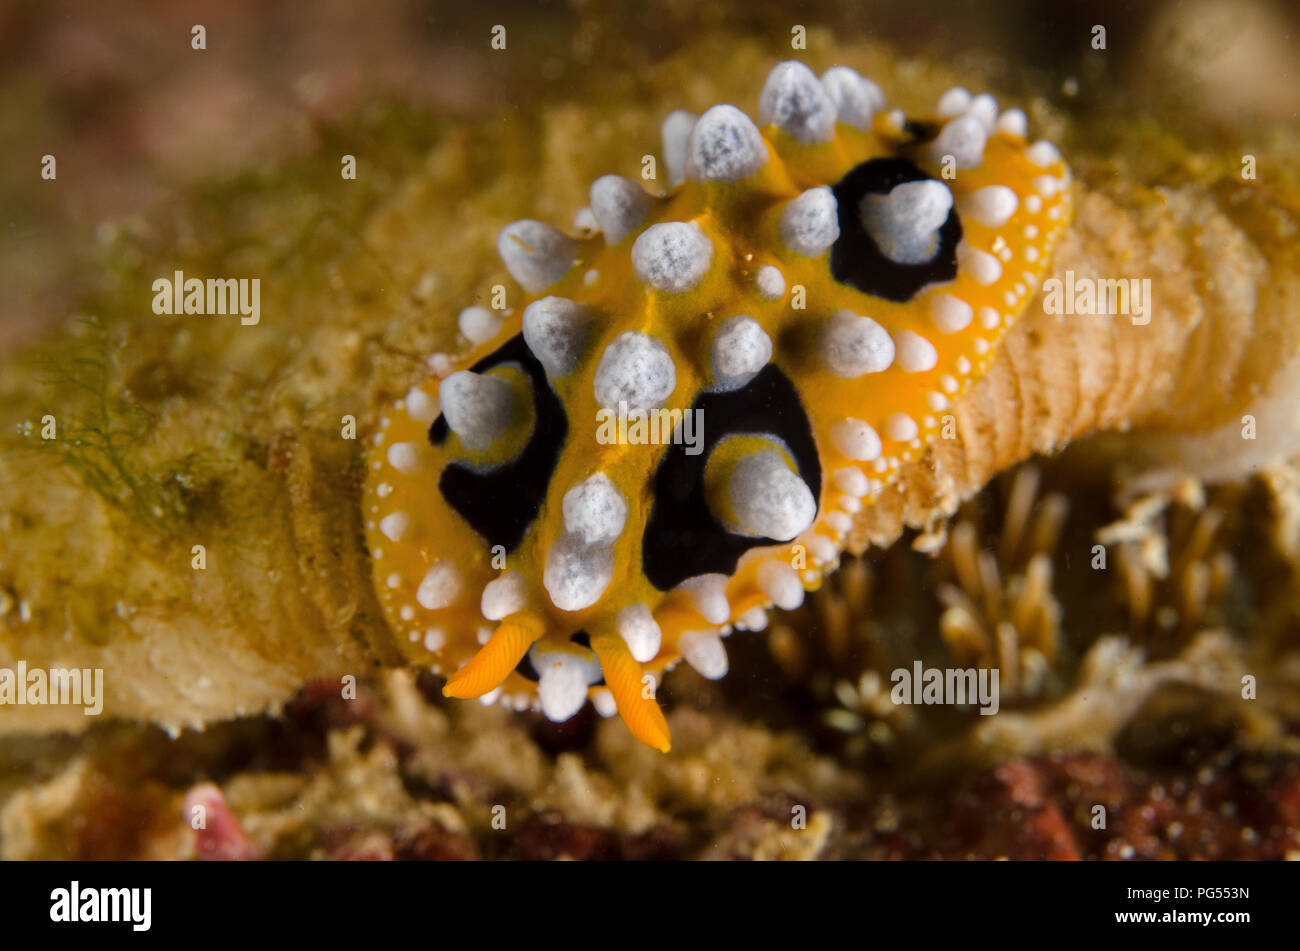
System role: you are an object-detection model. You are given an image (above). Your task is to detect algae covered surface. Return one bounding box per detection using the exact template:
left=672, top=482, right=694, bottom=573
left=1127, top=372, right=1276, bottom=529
left=2, top=0, right=1300, bottom=859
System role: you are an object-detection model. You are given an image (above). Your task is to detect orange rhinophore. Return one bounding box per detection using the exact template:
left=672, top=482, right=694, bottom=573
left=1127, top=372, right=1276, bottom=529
left=363, top=62, right=1072, bottom=750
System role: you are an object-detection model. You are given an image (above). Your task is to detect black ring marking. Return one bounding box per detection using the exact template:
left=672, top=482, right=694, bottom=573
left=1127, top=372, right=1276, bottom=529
left=641, top=364, right=821, bottom=591
left=429, top=334, right=568, bottom=553
left=830, top=157, right=961, bottom=302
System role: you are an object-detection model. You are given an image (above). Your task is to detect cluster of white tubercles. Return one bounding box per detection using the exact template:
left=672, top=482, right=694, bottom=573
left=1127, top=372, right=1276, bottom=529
left=664, top=62, right=885, bottom=188
left=859, top=179, right=953, bottom=265
left=928, top=85, right=1034, bottom=169
left=543, top=472, right=627, bottom=612
left=438, top=370, right=515, bottom=451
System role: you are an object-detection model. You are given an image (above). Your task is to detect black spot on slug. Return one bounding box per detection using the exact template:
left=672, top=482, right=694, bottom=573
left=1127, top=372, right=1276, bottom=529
left=430, top=334, right=567, bottom=553
left=641, top=365, right=820, bottom=591
left=829, top=157, right=961, bottom=302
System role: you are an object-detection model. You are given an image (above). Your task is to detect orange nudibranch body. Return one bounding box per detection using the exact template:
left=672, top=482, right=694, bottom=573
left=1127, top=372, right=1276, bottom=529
left=363, top=62, right=1071, bottom=751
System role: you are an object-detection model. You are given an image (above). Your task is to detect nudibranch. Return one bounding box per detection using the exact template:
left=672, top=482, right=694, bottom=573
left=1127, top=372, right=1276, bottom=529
left=363, top=61, right=1071, bottom=751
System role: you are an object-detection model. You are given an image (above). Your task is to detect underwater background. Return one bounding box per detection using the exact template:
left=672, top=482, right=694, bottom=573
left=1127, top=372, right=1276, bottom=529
left=2, top=0, right=1299, bottom=859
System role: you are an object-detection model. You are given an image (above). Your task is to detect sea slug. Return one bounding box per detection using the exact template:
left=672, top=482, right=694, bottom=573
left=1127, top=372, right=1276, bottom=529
left=364, top=61, right=1072, bottom=751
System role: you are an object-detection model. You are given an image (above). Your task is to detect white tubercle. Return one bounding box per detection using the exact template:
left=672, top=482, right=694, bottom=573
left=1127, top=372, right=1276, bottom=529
left=831, top=418, right=882, bottom=461
left=960, top=185, right=1018, bottom=228
left=995, top=108, right=1028, bottom=139
left=386, top=442, right=428, bottom=474
left=710, top=315, right=772, bottom=391
left=379, top=511, right=411, bottom=542
left=678, top=573, right=731, bottom=625
left=758, top=60, right=837, bottom=144
left=616, top=603, right=662, bottom=663
left=589, top=174, right=653, bottom=244
left=497, top=219, right=578, bottom=293
left=532, top=646, right=602, bottom=722
left=928, top=115, right=988, bottom=169
left=885, top=413, right=919, bottom=442
left=481, top=570, right=527, bottom=621
left=755, top=264, right=786, bottom=300
left=833, top=466, right=869, bottom=497
left=572, top=206, right=599, bottom=236
left=820, top=66, right=884, bottom=130
left=405, top=386, right=439, bottom=423
left=967, top=93, right=998, bottom=132
left=591, top=689, right=618, bottom=719
left=728, top=449, right=817, bottom=541
left=631, top=221, right=713, bottom=293
left=957, top=242, right=1002, bottom=285
left=780, top=186, right=840, bottom=256
left=542, top=533, right=614, bottom=612
left=894, top=329, right=939, bottom=372
left=416, top=561, right=463, bottom=610
left=757, top=560, right=805, bottom=610
left=593, top=331, right=677, bottom=412
left=930, top=293, right=974, bottom=333
left=458, top=306, right=503, bottom=345
left=522, top=296, right=591, bottom=377
left=685, top=104, right=769, bottom=183
left=661, top=109, right=697, bottom=187
left=439, top=370, right=516, bottom=451
left=678, top=629, right=729, bottom=680
left=820, top=310, right=895, bottom=377
left=561, top=472, right=627, bottom=547
left=859, top=179, right=953, bottom=265
left=935, top=86, right=972, bottom=116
